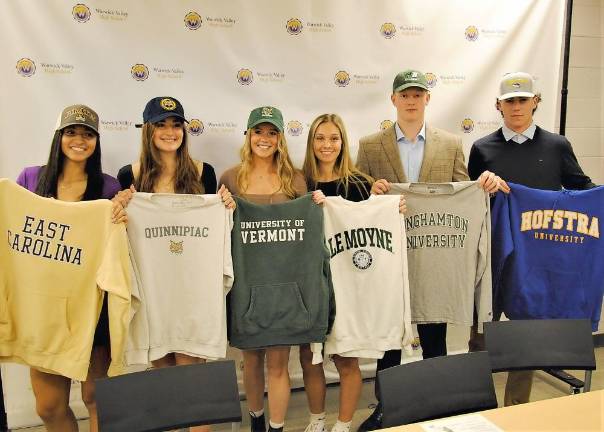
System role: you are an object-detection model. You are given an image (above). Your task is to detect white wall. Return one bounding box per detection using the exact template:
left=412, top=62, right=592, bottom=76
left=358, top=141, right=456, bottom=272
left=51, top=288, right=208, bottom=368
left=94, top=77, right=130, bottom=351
left=567, top=0, right=604, bottom=185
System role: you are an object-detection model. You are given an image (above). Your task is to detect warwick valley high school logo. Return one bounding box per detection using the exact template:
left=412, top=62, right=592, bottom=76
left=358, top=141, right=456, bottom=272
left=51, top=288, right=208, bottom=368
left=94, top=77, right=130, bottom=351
left=131, top=64, right=149, bottom=81
left=72, top=4, right=91, bottom=23
left=461, top=118, right=474, bottom=133
left=287, top=120, right=303, bottom=136
left=380, top=120, right=394, bottom=130
left=334, top=71, right=350, bottom=87
left=187, top=119, right=204, bottom=136
left=425, top=72, right=438, bottom=88
left=184, top=11, right=202, bottom=30
left=465, top=25, right=479, bottom=41
left=16, top=58, right=36, bottom=77
left=237, top=68, right=253, bottom=85
left=286, top=18, right=303, bottom=35
left=380, top=23, right=396, bottom=38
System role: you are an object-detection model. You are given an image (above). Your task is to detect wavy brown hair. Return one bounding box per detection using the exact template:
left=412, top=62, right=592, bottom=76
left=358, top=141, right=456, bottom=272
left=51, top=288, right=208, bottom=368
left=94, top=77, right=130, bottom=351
left=135, top=121, right=202, bottom=194
left=303, top=113, right=373, bottom=197
left=236, top=128, right=298, bottom=199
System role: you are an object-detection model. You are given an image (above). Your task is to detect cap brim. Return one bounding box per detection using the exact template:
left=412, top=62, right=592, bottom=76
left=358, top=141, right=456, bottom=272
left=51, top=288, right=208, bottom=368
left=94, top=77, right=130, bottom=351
left=57, top=122, right=99, bottom=134
left=247, top=118, right=283, bottom=132
left=498, top=91, right=535, bottom=101
left=394, top=83, right=429, bottom=93
left=147, top=112, right=188, bottom=124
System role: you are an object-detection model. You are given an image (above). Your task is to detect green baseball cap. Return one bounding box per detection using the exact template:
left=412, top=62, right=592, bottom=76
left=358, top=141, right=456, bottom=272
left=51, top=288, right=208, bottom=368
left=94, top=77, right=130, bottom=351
left=392, top=69, right=429, bottom=92
left=247, top=106, right=284, bottom=132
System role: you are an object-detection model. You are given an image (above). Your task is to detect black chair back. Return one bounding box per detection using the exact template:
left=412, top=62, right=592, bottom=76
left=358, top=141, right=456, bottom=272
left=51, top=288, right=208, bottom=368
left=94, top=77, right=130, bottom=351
left=96, top=360, right=242, bottom=432
left=484, top=319, right=596, bottom=372
left=377, top=351, right=497, bottom=427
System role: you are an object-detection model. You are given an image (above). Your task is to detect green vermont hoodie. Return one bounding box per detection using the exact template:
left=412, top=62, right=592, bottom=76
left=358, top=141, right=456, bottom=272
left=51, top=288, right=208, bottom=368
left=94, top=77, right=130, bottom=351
left=229, top=194, right=335, bottom=349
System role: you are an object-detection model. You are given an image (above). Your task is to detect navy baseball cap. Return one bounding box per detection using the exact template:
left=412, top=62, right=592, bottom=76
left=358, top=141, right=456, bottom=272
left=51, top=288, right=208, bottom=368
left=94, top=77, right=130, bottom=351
left=136, top=96, right=187, bottom=127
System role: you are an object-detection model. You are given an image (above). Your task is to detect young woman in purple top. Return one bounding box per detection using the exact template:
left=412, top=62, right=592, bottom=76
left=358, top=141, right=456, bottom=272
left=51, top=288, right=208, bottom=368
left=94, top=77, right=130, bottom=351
left=16, top=104, right=125, bottom=432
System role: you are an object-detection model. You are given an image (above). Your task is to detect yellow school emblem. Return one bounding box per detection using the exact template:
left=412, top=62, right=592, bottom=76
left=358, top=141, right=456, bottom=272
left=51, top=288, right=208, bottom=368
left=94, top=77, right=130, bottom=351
left=169, top=240, right=183, bottom=254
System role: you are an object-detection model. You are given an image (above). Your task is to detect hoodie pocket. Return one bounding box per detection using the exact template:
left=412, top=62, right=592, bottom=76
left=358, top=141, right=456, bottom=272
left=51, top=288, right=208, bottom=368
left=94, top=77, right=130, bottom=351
left=19, top=291, right=71, bottom=354
left=243, top=282, right=310, bottom=333
left=523, top=267, right=586, bottom=319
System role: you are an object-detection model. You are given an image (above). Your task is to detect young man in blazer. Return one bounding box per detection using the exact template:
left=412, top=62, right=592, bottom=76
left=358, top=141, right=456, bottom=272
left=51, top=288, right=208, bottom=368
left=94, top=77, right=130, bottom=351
left=356, top=69, right=499, bottom=431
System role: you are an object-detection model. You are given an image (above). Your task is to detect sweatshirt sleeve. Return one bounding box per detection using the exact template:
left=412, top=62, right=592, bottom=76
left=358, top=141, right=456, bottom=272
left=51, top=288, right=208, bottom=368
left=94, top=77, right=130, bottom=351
left=124, top=239, right=150, bottom=365
left=474, top=190, right=493, bottom=332
left=399, top=213, right=414, bottom=354
left=96, top=222, right=132, bottom=376
left=223, top=207, right=234, bottom=293
left=490, top=190, right=515, bottom=320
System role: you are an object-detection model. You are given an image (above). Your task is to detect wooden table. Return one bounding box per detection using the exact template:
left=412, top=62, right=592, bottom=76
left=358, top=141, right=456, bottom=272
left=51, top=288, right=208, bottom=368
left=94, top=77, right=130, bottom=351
left=387, top=390, right=604, bottom=431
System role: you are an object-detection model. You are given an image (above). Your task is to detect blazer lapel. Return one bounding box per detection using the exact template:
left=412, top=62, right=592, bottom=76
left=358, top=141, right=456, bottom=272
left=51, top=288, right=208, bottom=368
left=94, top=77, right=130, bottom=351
left=381, top=125, right=406, bottom=183
left=419, top=126, right=438, bottom=182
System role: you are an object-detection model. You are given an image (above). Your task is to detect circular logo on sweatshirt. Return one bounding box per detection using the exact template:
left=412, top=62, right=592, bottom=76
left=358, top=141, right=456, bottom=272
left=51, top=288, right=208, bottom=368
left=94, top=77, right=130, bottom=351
left=352, top=249, right=372, bottom=270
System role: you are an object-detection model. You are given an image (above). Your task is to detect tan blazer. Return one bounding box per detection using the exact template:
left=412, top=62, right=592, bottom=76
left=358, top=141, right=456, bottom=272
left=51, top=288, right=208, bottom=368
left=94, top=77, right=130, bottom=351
left=356, top=125, right=469, bottom=183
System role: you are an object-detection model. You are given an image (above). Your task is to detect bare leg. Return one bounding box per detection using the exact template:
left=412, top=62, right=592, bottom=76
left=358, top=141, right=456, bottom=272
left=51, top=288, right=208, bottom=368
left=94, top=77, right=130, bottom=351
left=30, top=368, right=78, bottom=432
left=333, top=355, right=362, bottom=422
left=299, top=344, right=326, bottom=414
left=151, top=353, right=176, bottom=369
left=242, top=349, right=267, bottom=412
left=174, top=353, right=210, bottom=432
left=80, top=345, right=110, bottom=432
left=265, top=346, right=291, bottom=424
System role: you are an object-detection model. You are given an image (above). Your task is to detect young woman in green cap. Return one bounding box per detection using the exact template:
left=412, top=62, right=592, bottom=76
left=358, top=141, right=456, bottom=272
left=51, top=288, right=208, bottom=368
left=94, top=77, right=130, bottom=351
left=220, top=106, right=320, bottom=432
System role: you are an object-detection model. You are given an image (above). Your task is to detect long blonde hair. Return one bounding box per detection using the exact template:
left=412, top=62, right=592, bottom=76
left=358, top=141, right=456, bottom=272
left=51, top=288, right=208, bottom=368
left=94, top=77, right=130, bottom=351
left=236, top=128, right=298, bottom=199
left=135, top=121, right=203, bottom=194
left=303, top=113, right=373, bottom=196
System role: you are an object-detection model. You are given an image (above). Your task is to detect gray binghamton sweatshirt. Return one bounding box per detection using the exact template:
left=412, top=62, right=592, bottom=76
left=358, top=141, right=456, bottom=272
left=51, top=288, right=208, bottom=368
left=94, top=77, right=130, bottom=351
left=390, top=181, right=492, bottom=331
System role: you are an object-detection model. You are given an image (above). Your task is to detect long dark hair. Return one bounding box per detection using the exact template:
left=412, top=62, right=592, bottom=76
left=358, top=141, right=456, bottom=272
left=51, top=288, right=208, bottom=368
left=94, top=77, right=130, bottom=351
left=135, top=122, right=203, bottom=194
left=35, top=129, right=105, bottom=200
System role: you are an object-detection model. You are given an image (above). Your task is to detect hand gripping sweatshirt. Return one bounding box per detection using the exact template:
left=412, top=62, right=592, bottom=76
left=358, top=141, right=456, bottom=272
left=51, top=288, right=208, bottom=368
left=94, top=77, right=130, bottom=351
left=321, top=195, right=413, bottom=359
left=125, top=193, right=234, bottom=363
left=491, top=183, right=604, bottom=330
left=229, top=194, right=335, bottom=349
left=0, top=179, right=131, bottom=380
left=390, top=181, right=493, bottom=331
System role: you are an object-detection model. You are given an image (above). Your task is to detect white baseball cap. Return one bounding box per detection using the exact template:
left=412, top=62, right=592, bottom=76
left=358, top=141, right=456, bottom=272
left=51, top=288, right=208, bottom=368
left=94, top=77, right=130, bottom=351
left=498, top=72, right=536, bottom=100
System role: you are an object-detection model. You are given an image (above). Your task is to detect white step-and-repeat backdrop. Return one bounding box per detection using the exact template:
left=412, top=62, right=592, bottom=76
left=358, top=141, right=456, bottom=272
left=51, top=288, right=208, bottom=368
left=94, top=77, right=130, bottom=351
left=1, top=0, right=565, bottom=428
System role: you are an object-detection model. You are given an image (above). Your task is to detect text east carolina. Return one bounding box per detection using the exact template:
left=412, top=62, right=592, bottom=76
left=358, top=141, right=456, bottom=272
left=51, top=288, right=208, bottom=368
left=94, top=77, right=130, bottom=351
left=7, top=216, right=82, bottom=265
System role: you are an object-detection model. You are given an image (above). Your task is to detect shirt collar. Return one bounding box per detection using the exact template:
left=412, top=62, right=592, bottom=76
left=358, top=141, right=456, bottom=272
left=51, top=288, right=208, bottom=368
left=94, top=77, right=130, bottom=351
left=502, top=122, right=536, bottom=141
left=395, top=122, right=426, bottom=143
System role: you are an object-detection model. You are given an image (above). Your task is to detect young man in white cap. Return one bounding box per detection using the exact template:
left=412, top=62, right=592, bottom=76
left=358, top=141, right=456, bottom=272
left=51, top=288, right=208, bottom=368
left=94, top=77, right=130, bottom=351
left=356, top=69, right=499, bottom=431
left=468, top=71, right=595, bottom=406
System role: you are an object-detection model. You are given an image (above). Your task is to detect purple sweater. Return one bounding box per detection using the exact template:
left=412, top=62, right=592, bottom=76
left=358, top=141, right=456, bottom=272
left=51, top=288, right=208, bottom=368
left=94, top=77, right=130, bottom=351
left=16, top=166, right=120, bottom=199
